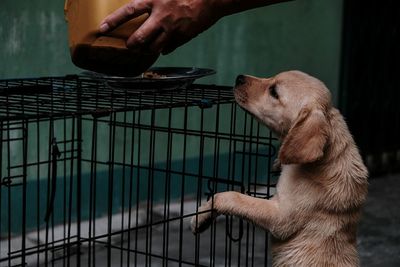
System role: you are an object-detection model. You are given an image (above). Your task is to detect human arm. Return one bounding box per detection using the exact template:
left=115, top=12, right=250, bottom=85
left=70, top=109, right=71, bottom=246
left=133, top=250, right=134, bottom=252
left=99, top=0, right=293, bottom=54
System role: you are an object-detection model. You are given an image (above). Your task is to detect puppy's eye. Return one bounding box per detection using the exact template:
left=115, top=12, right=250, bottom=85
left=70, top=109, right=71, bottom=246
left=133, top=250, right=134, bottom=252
left=269, top=84, right=279, bottom=99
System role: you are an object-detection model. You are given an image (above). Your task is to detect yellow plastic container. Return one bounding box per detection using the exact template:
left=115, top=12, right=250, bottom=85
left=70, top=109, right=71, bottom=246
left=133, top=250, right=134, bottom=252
left=64, top=0, right=159, bottom=76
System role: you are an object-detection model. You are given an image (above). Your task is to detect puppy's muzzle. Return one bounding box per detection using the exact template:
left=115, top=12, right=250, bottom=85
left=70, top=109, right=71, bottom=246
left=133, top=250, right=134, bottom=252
left=235, top=75, right=246, bottom=86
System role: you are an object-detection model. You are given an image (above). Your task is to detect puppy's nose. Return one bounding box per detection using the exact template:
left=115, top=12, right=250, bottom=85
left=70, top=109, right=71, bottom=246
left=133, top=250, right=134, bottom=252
left=235, top=75, right=246, bottom=86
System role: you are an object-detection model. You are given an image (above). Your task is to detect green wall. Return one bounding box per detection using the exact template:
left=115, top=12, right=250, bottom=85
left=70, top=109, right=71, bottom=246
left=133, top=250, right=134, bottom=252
left=0, top=0, right=344, bottom=234
left=0, top=0, right=343, bottom=103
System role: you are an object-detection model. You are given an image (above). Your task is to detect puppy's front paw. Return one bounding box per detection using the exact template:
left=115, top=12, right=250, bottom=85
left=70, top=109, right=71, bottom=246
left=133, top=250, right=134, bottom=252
left=190, top=202, right=214, bottom=234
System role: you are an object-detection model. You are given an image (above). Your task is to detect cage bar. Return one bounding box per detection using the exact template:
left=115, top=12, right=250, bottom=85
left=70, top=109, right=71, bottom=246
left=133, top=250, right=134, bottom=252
left=0, top=76, right=278, bottom=267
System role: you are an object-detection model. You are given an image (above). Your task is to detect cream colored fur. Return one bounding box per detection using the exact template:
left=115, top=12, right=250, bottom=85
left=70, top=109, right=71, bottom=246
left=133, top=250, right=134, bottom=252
left=191, top=71, right=368, bottom=267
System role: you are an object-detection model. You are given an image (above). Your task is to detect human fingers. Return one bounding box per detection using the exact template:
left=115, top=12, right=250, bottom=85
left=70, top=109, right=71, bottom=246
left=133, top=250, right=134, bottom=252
left=126, top=16, right=163, bottom=50
left=99, top=0, right=151, bottom=33
left=148, top=31, right=170, bottom=53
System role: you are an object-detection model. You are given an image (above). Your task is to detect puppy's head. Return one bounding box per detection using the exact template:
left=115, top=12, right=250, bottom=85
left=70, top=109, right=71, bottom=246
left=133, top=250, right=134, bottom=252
left=234, top=70, right=332, bottom=165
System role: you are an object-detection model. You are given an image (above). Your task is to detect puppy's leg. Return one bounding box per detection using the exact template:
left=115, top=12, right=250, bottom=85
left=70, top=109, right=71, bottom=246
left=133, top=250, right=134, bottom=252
left=191, top=191, right=283, bottom=235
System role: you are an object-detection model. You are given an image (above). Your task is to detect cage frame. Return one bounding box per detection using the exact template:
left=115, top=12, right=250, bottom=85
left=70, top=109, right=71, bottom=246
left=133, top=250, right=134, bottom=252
left=0, top=76, right=278, bottom=267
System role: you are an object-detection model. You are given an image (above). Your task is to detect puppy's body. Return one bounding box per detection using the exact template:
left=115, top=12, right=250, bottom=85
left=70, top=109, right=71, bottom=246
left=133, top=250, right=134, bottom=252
left=270, top=108, right=367, bottom=267
left=191, top=71, right=368, bottom=267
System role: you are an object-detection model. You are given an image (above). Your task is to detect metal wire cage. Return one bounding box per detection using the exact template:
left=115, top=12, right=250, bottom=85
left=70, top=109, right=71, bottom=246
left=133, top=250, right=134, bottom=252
left=0, top=76, right=278, bottom=267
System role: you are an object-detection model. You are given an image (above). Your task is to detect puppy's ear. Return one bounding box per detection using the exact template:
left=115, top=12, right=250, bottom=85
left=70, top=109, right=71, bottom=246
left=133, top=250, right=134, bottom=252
left=279, top=108, right=329, bottom=164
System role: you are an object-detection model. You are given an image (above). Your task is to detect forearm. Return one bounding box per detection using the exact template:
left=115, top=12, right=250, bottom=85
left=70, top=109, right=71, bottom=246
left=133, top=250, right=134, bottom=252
left=216, top=0, right=294, bottom=17
left=99, top=0, right=294, bottom=55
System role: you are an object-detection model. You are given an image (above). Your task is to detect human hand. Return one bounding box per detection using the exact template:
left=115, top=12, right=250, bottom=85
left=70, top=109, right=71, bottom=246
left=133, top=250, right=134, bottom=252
left=99, top=0, right=224, bottom=55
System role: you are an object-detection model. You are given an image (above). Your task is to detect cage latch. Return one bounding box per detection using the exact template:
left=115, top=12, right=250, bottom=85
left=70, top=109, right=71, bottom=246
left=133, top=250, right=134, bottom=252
left=44, top=138, right=62, bottom=222
left=91, top=108, right=113, bottom=118
left=194, top=99, right=213, bottom=109
left=226, top=216, right=244, bottom=242
left=205, top=178, right=245, bottom=242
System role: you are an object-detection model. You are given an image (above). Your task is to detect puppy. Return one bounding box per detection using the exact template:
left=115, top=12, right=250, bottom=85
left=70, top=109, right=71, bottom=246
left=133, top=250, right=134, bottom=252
left=191, top=71, right=368, bottom=267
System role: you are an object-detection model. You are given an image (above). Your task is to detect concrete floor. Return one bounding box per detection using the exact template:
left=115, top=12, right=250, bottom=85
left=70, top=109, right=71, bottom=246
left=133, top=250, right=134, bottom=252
left=4, top=173, right=398, bottom=266
left=66, top=173, right=400, bottom=266
left=358, top=173, right=400, bottom=267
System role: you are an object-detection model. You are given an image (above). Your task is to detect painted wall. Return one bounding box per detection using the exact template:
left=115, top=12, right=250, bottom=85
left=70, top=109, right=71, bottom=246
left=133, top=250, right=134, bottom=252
left=0, top=0, right=344, bottom=234
left=0, top=0, right=343, bottom=102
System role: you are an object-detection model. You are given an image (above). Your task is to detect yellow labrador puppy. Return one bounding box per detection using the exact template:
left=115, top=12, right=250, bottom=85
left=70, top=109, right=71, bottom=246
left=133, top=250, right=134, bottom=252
left=191, top=71, right=368, bottom=267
